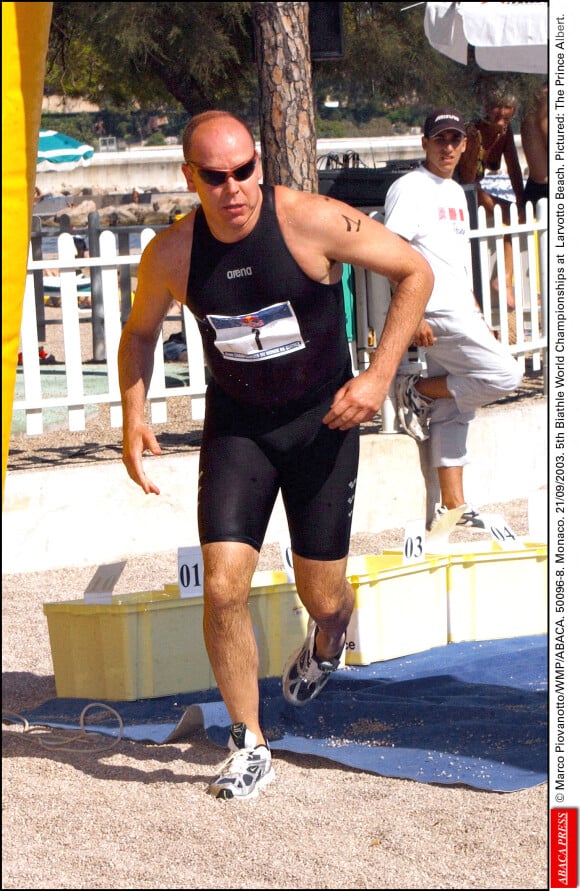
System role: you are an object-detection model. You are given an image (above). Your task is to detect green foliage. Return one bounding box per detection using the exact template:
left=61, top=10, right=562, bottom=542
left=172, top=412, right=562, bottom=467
left=312, top=2, right=464, bottom=112
left=40, top=108, right=192, bottom=148
left=39, top=113, right=98, bottom=147
left=313, top=2, right=545, bottom=133
left=145, top=131, right=167, bottom=146
left=45, top=2, right=256, bottom=115
left=45, top=1, right=546, bottom=140
left=315, top=117, right=351, bottom=139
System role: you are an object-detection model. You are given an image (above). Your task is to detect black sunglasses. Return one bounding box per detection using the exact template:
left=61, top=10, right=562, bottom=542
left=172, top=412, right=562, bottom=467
left=186, top=153, right=257, bottom=187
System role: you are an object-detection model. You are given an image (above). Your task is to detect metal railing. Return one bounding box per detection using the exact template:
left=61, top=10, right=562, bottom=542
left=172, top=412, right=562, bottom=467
left=13, top=200, right=547, bottom=437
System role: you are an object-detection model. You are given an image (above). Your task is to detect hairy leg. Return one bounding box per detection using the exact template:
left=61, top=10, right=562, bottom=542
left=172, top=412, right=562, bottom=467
left=202, top=540, right=264, bottom=744
left=292, top=554, right=354, bottom=660
left=414, top=374, right=452, bottom=400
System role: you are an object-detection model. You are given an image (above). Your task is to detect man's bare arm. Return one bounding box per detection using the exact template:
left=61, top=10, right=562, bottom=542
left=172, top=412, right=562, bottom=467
left=118, top=227, right=186, bottom=493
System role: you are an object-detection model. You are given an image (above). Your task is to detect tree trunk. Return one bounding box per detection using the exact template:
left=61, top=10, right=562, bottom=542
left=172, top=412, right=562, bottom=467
left=252, top=2, right=318, bottom=191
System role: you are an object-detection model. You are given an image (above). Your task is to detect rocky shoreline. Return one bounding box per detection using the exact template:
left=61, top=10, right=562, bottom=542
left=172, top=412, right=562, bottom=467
left=33, top=188, right=200, bottom=230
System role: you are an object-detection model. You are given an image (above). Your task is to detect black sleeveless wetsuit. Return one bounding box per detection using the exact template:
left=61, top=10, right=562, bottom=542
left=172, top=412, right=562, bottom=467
left=187, top=185, right=359, bottom=559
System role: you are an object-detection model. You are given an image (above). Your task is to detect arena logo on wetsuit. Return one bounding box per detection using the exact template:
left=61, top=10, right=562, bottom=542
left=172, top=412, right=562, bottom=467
left=207, top=301, right=306, bottom=362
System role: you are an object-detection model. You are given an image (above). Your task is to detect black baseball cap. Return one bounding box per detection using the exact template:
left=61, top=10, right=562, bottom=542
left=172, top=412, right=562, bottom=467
left=424, top=108, right=467, bottom=138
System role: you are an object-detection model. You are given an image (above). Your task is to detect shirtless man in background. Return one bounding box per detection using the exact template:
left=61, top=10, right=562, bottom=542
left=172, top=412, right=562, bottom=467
left=456, top=85, right=525, bottom=311
left=521, top=83, right=548, bottom=213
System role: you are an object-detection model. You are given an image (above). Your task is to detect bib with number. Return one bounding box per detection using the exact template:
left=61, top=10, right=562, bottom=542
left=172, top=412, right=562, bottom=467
left=207, top=301, right=305, bottom=362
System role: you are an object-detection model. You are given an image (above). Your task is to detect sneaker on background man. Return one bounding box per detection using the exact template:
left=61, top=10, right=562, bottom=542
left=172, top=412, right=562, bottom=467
left=428, top=502, right=487, bottom=533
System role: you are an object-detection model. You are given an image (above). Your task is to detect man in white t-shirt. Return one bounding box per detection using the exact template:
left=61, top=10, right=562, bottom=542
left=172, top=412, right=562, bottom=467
left=384, top=108, right=523, bottom=531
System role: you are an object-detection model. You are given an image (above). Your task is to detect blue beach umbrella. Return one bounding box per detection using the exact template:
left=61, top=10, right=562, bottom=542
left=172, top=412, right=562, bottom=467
left=36, top=129, right=95, bottom=172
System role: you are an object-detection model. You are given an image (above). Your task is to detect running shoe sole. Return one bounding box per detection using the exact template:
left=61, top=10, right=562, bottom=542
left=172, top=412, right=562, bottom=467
left=282, top=620, right=343, bottom=707
left=395, top=376, right=430, bottom=442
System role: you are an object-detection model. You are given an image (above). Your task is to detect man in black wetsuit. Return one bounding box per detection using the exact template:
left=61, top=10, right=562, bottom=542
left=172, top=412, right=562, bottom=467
left=119, top=111, right=433, bottom=800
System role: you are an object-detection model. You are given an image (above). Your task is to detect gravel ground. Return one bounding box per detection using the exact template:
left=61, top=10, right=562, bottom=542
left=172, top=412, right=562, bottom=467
left=2, top=496, right=547, bottom=891
left=3, top=314, right=548, bottom=889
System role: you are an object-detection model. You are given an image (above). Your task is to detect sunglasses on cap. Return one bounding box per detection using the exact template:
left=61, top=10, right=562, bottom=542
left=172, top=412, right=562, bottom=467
left=186, top=153, right=258, bottom=187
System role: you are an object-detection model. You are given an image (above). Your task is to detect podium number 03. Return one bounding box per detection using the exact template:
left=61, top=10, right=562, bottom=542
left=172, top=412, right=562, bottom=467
left=403, top=519, right=426, bottom=563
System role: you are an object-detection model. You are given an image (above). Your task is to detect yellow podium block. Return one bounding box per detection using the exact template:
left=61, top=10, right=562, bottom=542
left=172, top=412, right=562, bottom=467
left=44, top=541, right=544, bottom=703
left=344, top=553, right=449, bottom=665
left=43, top=571, right=308, bottom=700
left=443, top=541, right=547, bottom=643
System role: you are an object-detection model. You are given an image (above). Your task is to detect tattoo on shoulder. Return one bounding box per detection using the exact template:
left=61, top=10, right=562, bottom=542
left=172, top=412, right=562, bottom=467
left=341, top=214, right=361, bottom=233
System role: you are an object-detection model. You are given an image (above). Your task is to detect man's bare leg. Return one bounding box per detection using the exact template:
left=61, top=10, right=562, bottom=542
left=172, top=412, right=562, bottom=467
left=202, top=540, right=264, bottom=744
left=414, top=374, right=452, bottom=401
left=292, top=554, right=354, bottom=659
left=437, top=465, right=465, bottom=510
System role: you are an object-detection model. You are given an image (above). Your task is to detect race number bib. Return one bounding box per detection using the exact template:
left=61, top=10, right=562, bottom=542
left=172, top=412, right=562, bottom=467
left=207, top=301, right=305, bottom=362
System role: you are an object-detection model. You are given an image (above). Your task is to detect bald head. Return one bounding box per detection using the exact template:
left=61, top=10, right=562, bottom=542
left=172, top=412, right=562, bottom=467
left=182, top=111, right=255, bottom=162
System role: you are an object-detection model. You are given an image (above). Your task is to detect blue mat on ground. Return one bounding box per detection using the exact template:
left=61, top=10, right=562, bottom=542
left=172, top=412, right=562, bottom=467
left=8, top=636, right=547, bottom=793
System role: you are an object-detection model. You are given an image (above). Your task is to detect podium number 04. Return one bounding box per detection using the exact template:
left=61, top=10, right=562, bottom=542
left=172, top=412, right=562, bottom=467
left=485, top=515, right=522, bottom=550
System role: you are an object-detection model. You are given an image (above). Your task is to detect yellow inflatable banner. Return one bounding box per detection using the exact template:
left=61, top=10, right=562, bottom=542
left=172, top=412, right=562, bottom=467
left=2, top=2, right=53, bottom=501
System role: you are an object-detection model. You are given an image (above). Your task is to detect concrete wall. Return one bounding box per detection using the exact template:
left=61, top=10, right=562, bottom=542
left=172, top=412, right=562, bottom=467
left=35, top=137, right=425, bottom=194
left=35, top=135, right=527, bottom=195
left=2, top=397, right=547, bottom=574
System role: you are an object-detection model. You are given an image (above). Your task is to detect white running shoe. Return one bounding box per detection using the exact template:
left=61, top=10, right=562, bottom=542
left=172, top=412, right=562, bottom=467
left=429, top=503, right=487, bottom=532
left=282, top=619, right=345, bottom=707
left=456, top=507, right=487, bottom=528
left=395, top=375, right=432, bottom=441
left=207, top=723, right=275, bottom=801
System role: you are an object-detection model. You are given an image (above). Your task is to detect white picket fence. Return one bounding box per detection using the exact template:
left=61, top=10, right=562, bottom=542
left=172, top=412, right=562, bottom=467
left=14, top=200, right=547, bottom=437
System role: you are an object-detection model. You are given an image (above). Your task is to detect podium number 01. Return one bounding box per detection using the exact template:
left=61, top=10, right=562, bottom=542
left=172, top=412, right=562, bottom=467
left=178, top=546, right=204, bottom=598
